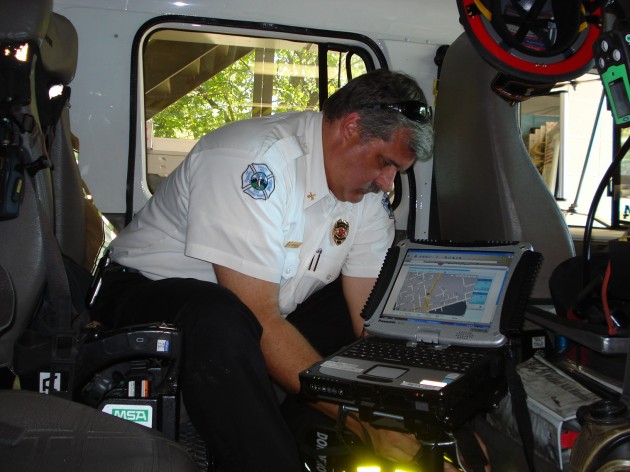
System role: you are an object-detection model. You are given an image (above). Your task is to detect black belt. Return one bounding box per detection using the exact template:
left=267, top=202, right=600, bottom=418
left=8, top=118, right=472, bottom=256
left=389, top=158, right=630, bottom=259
left=106, top=262, right=140, bottom=274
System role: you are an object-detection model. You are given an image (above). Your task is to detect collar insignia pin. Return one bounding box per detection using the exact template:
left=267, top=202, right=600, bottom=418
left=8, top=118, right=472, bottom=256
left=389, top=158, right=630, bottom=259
left=332, top=219, right=349, bottom=245
left=307, top=192, right=316, bottom=201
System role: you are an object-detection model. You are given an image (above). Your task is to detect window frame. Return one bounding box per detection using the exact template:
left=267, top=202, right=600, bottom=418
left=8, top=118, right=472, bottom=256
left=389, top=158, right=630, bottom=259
left=127, top=15, right=387, bottom=224
left=519, top=75, right=630, bottom=234
left=613, top=126, right=630, bottom=228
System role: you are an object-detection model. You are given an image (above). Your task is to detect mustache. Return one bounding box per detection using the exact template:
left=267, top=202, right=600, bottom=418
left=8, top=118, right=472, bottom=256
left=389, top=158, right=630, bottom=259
left=366, top=182, right=380, bottom=194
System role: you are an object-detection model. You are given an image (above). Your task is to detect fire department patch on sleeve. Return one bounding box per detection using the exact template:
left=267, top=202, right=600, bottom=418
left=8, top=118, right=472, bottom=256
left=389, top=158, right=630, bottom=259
left=382, top=192, right=394, bottom=219
left=241, top=163, right=275, bottom=200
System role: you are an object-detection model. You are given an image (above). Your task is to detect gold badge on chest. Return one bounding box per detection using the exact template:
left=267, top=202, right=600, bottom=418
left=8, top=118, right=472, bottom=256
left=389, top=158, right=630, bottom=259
left=332, top=219, right=349, bottom=245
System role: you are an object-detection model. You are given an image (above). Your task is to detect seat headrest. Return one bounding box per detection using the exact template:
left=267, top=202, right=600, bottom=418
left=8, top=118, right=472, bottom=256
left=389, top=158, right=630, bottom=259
left=0, top=0, right=53, bottom=46
left=0, top=0, right=78, bottom=85
left=41, top=13, right=78, bottom=85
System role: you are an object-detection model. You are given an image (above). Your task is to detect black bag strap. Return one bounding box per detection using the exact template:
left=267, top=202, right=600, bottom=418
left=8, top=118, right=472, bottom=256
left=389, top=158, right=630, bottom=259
left=504, top=349, right=536, bottom=472
left=452, top=423, right=488, bottom=472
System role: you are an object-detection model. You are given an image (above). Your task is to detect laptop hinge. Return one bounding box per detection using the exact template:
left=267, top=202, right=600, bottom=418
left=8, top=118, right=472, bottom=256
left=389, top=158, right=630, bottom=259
left=415, top=330, right=439, bottom=344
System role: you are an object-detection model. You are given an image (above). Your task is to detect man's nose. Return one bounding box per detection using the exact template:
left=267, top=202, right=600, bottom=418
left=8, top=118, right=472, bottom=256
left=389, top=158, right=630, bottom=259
left=375, top=167, right=397, bottom=192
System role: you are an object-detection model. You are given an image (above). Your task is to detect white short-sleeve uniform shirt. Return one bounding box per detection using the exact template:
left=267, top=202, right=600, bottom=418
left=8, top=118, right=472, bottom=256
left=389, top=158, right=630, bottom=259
left=110, top=112, right=395, bottom=316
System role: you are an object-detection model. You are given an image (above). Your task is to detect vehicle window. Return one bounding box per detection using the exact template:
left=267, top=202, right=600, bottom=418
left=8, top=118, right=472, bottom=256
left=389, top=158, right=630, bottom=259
left=142, top=29, right=368, bottom=192
left=520, top=74, right=619, bottom=230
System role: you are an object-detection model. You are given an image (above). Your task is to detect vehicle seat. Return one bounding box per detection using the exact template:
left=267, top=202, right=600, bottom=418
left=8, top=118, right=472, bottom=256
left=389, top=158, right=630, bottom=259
left=0, top=389, right=196, bottom=472
left=432, top=33, right=575, bottom=301
left=0, top=1, right=196, bottom=469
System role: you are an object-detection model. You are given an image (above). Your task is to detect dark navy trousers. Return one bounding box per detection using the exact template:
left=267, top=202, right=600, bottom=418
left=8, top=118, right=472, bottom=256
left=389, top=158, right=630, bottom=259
left=91, top=268, right=357, bottom=472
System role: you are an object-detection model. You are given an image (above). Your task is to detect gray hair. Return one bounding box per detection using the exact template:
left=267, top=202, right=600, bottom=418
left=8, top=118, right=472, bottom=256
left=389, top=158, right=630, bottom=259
left=322, top=69, right=434, bottom=161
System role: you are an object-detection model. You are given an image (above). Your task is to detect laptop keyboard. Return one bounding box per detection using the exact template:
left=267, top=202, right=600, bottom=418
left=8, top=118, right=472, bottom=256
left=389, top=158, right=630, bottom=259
left=344, top=338, right=489, bottom=373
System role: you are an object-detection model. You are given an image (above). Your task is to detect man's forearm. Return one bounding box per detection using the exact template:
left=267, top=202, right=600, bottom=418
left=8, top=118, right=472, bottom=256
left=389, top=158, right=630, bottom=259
left=213, top=264, right=323, bottom=393
left=259, top=314, right=322, bottom=393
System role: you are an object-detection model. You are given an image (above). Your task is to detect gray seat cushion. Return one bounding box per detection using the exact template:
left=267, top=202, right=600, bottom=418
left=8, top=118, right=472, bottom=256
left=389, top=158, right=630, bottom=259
left=0, top=390, right=198, bottom=472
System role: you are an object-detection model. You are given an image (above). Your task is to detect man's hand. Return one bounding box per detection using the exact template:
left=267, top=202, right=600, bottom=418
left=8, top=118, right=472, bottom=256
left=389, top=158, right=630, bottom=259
left=361, top=417, right=491, bottom=471
left=368, top=425, right=490, bottom=472
left=363, top=423, right=420, bottom=462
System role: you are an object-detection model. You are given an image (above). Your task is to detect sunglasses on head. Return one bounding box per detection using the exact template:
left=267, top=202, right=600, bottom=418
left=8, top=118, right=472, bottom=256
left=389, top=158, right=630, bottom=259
left=368, top=100, right=433, bottom=124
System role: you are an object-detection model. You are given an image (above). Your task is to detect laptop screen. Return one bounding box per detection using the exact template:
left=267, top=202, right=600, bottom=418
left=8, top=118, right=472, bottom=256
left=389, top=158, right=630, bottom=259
left=381, top=248, right=514, bottom=330
left=363, top=240, right=536, bottom=347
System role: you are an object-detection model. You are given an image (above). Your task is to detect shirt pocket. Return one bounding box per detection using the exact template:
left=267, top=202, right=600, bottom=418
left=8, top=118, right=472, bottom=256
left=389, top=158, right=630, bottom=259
left=306, top=252, right=343, bottom=284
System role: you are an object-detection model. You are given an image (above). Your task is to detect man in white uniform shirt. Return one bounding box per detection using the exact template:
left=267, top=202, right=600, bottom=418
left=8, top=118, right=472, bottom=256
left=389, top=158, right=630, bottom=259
left=92, top=69, right=434, bottom=471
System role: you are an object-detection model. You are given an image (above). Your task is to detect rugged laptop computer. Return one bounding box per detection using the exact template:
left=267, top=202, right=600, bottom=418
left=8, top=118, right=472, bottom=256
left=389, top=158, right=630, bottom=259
left=300, top=239, right=540, bottom=430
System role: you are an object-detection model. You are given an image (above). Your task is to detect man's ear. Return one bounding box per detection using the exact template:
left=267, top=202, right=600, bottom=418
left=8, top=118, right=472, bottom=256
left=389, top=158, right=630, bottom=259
left=339, top=112, right=362, bottom=143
